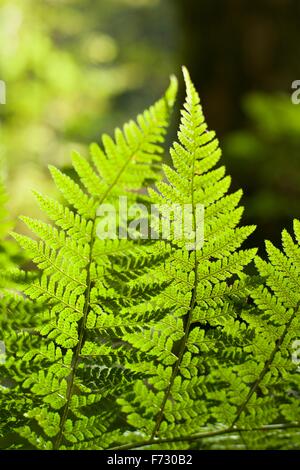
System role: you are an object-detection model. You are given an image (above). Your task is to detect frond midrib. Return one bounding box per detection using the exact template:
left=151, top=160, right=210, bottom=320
left=150, top=102, right=200, bottom=439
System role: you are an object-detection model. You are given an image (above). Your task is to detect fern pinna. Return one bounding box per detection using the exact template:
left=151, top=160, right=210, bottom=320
left=0, top=69, right=299, bottom=450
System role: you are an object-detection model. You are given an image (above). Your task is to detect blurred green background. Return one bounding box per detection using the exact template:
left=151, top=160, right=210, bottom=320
left=0, top=0, right=299, bottom=248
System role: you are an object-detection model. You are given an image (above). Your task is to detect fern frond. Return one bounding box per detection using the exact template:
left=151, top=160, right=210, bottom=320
left=116, top=67, right=257, bottom=443
left=5, top=79, right=177, bottom=449
left=231, top=222, right=300, bottom=433
left=2, top=69, right=299, bottom=451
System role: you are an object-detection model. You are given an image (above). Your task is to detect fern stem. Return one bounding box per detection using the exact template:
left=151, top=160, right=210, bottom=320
left=111, top=423, right=300, bottom=450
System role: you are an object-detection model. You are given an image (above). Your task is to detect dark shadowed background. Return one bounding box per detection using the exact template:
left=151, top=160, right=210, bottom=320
left=0, top=0, right=299, bottom=248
